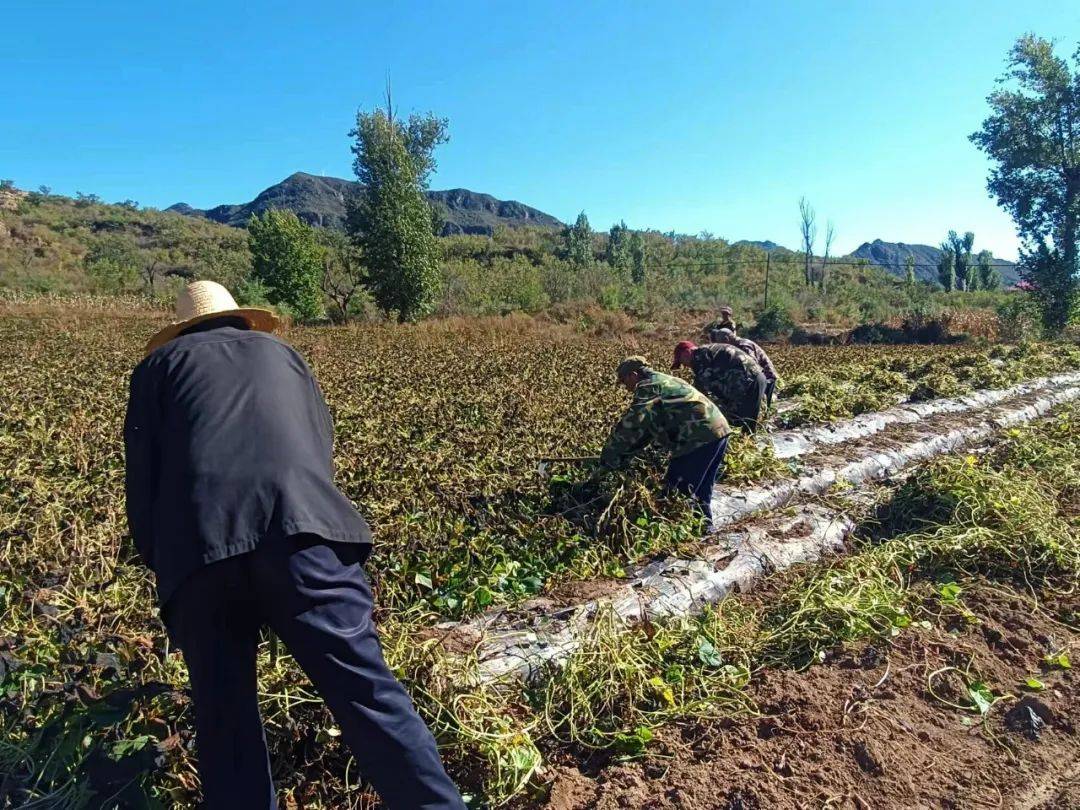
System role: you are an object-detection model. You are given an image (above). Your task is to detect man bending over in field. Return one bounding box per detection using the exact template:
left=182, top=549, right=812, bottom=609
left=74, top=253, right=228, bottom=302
left=593, top=356, right=731, bottom=524
left=709, top=327, right=781, bottom=407
left=672, top=339, right=768, bottom=432
left=124, top=281, right=464, bottom=810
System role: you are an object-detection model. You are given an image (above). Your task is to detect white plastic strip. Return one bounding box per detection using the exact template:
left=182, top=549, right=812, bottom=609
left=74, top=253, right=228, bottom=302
left=454, top=378, right=1080, bottom=682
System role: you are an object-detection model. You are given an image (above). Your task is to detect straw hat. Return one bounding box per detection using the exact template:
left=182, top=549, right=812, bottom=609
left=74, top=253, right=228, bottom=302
left=144, top=280, right=278, bottom=356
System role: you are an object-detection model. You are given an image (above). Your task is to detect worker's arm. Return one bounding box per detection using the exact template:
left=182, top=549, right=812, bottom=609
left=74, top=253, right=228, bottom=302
left=124, top=361, right=160, bottom=566
left=755, top=345, right=779, bottom=382
left=597, top=386, right=657, bottom=472
left=691, top=368, right=722, bottom=401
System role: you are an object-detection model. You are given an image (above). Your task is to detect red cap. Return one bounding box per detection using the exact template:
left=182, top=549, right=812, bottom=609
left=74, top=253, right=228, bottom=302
left=672, top=340, right=697, bottom=369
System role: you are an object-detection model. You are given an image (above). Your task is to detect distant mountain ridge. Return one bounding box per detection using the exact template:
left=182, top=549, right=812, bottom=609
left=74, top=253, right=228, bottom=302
left=168, top=172, right=563, bottom=236
left=167, top=175, right=1022, bottom=287
left=850, top=239, right=1020, bottom=286
left=734, top=239, right=790, bottom=252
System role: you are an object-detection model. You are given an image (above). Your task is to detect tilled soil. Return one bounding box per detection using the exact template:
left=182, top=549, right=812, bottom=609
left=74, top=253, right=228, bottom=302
left=539, top=585, right=1079, bottom=810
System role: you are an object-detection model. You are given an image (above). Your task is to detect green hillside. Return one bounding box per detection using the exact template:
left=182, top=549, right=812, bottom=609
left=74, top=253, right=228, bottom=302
left=0, top=188, right=1009, bottom=326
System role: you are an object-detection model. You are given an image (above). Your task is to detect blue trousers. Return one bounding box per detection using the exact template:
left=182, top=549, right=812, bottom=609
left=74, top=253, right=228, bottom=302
left=164, top=536, right=465, bottom=810
left=664, top=436, right=730, bottom=526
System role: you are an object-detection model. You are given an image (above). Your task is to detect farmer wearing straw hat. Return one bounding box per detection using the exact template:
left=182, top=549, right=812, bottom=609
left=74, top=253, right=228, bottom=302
left=592, top=356, right=731, bottom=524
left=125, top=281, right=465, bottom=809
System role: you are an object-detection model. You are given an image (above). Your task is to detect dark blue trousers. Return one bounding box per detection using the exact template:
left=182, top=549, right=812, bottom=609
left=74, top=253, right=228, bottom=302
left=164, top=536, right=465, bottom=810
left=664, top=436, right=729, bottom=527
left=765, top=378, right=777, bottom=408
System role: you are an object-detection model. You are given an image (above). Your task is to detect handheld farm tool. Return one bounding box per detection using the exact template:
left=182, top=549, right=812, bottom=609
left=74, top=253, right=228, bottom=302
left=536, top=455, right=600, bottom=478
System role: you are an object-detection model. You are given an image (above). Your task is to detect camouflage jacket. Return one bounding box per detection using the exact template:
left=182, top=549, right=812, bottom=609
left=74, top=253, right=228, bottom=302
left=702, top=317, right=737, bottom=339
left=690, top=344, right=765, bottom=406
left=599, top=369, right=730, bottom=471
left=731, top=337, right=778, bottom=382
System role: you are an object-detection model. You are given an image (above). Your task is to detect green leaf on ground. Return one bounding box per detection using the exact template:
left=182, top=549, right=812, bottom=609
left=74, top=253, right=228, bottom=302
left=1044, top=651, right=1071, bottom=670
left=967, top=681, right=995, bottom=715
left=614, top=726, right=654, bottom=756
left=696, top=637, right=723, bottom=667
left=939, top=582, right=963, bottom=603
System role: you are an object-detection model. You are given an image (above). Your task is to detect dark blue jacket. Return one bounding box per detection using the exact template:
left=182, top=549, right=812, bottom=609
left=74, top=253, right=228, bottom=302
left=124, top=327, right=371, bottom=604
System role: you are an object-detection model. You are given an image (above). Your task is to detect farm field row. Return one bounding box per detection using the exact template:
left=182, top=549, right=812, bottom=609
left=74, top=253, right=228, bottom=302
left=2, top=305, right=1080, bottom=806
left=4, top=309, right=1079, bottom=619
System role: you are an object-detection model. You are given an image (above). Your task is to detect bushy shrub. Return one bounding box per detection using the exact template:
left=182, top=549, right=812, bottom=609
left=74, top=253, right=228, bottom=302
left=996, top=294, right=1041, bottom=342
left=749, top=305, right=795, bottom=340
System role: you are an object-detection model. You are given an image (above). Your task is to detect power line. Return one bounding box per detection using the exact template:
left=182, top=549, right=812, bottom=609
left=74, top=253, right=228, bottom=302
left=637, top=256, right=1013, bottom=271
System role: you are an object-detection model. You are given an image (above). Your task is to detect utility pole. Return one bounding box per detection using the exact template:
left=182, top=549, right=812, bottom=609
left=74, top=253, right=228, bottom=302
left=763, top=251, right=771, bottom=310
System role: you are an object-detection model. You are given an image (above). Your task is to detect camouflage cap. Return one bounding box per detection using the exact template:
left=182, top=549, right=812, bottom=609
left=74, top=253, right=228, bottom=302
left=713, top=327, right=737, bottom=343
left=718, top=305, right=734, bottom=316
left=615, top=355, right=650, bottom=382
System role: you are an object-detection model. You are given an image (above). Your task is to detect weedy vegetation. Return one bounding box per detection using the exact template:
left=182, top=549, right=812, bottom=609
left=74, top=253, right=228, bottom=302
left=2, top=302, right=1079, bottom=807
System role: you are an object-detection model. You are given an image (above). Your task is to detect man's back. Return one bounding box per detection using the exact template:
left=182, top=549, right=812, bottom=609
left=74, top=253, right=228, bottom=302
left=691, top=343, right=763, bottom=377
left=600, top=369, right=729, bottom=469
left=732, top=337, right=777, bottom=381
left=124, top=327, right=370, bottom=603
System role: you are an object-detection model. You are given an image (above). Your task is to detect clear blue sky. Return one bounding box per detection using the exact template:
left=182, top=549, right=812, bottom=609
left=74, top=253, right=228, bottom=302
left=5, top=1, right=1079, bottom=260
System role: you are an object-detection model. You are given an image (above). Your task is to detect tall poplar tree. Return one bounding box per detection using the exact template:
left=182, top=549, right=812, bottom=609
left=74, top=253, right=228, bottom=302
left=346, top=93, right=448, bottom=321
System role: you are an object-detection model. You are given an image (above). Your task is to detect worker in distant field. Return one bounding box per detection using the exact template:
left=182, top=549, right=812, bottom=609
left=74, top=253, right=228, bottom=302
left=124, top=281, right=464, bottom=810
left=672, top=339, right=768, bottom=432
left=593, top=356, right=730, bottom=524
left=702, top=305, right=737, bottom=339
left=710, top=327, right=780, bottom=407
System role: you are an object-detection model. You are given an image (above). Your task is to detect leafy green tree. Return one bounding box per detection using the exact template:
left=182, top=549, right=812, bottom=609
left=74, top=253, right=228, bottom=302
left=564, top=211, right=593, bottom=268
left=629, top=231, right=647, bottom=285
left=944, top=230, right=975, bottom=290
left=937, top=246, right=955, bottom=291
left=976, top=250, right=1001, bottom=291
left=189, top=228, right=251, bottom=291
left=606, top=221, right=632, bottom=273
left=85, top=234, right=140, bottom=292
left=248, top=209, right=324, bottom=321
left=346, top=99, right=448, bottom=321
left=85, top=228, right=188, bottom=295
left=971, top=35, right=1080, bottom=331
left=905, top=255, right=916, bottom=287
left=318, top=228, right=367, bottom=323
left=0, top=179, right=13, bottom=191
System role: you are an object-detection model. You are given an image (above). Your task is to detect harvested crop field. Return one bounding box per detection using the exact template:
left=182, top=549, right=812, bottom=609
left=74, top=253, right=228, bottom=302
left=2, top=301, right=1080, bottom=808
left=542, top=583, right=1080, bottom=810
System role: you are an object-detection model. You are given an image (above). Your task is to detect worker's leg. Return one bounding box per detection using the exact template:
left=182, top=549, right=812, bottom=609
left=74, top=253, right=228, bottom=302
left=765, top=378, right=777, bottom=408
left=164, top=558, right=277, bottom=810
left=254, top=535, right=466, bottom=810
left=665, top=436, right=729, bottom=524
left=733, top=373, right=767, bottom=432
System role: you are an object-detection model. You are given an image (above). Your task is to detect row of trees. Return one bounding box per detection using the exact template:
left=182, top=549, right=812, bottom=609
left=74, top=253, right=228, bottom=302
left=561, top=212, right=647, bottom=282
left=935, top=230, right=1002, bottom=292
